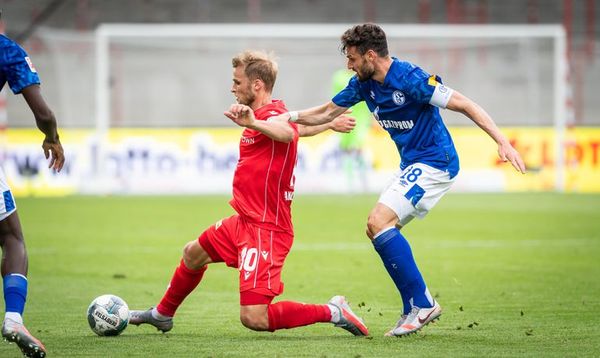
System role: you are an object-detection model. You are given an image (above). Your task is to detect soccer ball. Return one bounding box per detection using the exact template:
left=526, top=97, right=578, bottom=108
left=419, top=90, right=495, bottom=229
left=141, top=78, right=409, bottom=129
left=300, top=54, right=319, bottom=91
left=87, top=294, right=129, bottom=336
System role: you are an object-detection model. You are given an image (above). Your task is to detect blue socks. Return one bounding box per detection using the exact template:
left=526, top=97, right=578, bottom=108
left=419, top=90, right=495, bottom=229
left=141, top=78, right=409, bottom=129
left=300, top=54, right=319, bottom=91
left=3, top=274, right=28, bottom=315
left=372, top=227, right=432, bottom=314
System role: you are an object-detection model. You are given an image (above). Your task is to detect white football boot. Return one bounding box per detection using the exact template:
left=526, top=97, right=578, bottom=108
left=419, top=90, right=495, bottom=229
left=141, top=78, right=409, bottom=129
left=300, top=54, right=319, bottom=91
left=385, top=300, right=441, bottom=337
left=129, top=308, right=173, bottom=332
left=2, top=318, right=47, bottom=357
left=328, top=295, right=369, bottom=336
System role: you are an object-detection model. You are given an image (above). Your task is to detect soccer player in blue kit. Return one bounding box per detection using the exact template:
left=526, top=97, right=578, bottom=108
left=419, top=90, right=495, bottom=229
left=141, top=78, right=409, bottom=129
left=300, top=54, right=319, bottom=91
left=270, top=23, right=526, bottom=337
left=0, top=32, right=64, bottom=357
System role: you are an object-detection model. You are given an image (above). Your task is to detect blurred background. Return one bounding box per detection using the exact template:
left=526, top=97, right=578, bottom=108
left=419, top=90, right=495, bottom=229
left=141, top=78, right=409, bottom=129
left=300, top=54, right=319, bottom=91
left=0, top=0, right=598, bottom=195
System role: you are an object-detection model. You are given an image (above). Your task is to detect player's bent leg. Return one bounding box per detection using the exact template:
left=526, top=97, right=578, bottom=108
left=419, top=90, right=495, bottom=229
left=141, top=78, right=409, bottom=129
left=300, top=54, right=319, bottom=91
left=367, top=201, right=436, bottom=329
left=366, top=203, right=400, bottom=240
left=182, top=239, right=213, bottom=270
left=261, top=296, right=368, bottom=336
left=240, top=305, right=269, bottom=331
left=266, top=301, right=331, bottom=332
left=130, top=240, right=212, bottom=332
left=0, top=211, right=28, bottom=276
left=0, top=212, right=46, bottom=357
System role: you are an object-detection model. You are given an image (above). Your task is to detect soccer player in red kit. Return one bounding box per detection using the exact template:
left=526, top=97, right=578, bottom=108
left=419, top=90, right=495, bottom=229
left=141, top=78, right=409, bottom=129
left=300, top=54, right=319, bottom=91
left=129, top=50, right=368, bottom=336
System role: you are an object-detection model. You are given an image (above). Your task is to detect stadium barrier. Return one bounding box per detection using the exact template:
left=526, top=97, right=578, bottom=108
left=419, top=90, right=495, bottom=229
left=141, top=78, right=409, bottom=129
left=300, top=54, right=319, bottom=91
left=3, top=126, right=599, bottom=196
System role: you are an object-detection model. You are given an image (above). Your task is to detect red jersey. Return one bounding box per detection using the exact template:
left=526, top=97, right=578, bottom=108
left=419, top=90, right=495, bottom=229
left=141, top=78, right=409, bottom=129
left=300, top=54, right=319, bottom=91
left=229, top=100, right=299, bottom=234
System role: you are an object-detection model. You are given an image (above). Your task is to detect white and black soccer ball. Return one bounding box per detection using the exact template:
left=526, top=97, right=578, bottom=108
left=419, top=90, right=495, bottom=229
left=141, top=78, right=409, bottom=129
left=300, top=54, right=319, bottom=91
left=87, top=294, right=129, bottom=336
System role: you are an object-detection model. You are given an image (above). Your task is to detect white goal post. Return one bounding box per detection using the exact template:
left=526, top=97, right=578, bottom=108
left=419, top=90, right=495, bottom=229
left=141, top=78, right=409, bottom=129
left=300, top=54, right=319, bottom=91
left=95, top=23, right=567, bottom=191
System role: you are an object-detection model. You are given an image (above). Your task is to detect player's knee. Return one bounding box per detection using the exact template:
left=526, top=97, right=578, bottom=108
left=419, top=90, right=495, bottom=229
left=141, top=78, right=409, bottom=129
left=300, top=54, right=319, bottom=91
left=366, top=214, right=384, bottom=240
left=182, top=241, right=205, bottom=270
left=365, top=227, right=374, bottom=240
left=239, top=310, right=269, bottom=331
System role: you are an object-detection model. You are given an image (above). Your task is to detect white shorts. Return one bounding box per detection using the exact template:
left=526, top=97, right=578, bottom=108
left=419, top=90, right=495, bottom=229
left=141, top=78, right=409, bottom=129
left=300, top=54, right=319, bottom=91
left=378, top=163, right=455, bottom=227
left=0, top=167, right=17, bottom=221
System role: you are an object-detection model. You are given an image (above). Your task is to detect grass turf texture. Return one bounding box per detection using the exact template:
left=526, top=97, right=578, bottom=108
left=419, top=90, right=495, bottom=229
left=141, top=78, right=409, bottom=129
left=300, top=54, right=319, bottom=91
left=1, top=193, right=599, bottom=357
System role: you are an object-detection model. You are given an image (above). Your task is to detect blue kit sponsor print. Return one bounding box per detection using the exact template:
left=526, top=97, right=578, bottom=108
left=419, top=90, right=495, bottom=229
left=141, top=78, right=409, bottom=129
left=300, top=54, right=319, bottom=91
left=332, top=58, right=459, bottom=178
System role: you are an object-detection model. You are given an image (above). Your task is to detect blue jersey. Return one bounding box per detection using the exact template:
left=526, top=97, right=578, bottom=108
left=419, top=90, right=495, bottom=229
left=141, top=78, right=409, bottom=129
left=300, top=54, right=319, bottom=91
left=0, top=34, right=40, bottom=94
left=332, top=58, right=459, bottom=178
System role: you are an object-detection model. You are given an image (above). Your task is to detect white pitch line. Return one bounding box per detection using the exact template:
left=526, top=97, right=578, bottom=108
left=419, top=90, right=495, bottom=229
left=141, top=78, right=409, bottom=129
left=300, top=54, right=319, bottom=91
left=292, top=238, right=597, bottom=251
left=27, top=237, right=597, bottom=255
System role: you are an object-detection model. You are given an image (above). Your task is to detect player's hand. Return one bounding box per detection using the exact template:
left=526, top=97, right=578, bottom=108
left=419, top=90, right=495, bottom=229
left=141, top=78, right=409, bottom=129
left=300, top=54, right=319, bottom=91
left=224, top=104, right=256, bottom=128
left=498, top=141, right=526, bottom=174
left=330, top=115, right=356, bottom=133
left=43, top=137, right=65, bottom=172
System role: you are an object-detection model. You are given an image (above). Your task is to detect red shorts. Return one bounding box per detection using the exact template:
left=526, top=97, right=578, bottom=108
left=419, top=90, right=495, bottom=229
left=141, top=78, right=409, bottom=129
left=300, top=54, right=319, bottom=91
left=198, top=214, right=293, bottom=305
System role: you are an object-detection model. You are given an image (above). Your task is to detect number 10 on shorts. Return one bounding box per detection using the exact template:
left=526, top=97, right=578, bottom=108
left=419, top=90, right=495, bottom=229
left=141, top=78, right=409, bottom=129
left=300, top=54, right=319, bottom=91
left=239, top=247, right=258, bottom=279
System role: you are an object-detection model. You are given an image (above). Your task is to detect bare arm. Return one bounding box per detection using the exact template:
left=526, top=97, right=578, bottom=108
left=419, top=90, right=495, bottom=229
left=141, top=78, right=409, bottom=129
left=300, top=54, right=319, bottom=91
left=224, top=104, right=295, bottom=142
left=270, top=101, right=348, bottom=126
left=446, top=90, right=526, bottom=173
left=21, top=84, right=65, bottom=172
left=298, top=115, right=356, bottom=137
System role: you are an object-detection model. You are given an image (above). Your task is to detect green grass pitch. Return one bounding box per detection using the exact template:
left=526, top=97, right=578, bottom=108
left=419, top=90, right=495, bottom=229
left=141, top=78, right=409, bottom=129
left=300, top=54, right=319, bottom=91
left=1, top=193, right=599, bottom=357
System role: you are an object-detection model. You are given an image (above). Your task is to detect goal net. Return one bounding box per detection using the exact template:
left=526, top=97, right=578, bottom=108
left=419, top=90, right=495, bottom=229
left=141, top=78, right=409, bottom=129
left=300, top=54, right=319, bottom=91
left=15, top=24, right=566, bottom=194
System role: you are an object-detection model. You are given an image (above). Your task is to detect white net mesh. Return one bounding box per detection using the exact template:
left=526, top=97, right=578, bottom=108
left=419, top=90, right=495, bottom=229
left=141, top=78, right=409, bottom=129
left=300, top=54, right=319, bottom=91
left=26, top=25, right=560, bottom=128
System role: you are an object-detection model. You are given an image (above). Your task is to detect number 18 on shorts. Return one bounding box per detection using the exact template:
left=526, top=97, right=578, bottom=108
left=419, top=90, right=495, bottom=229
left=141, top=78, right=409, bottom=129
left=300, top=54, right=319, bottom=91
left=378, top=163, right=455, bottom=227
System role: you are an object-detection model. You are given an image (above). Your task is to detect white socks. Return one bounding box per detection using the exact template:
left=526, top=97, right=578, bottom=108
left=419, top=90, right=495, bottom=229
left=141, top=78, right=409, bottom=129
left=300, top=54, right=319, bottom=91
left=151, top=308, right=172, bottom=321
left=4, top=312, right=23, bottom=324
left=327, top=304, right=341, bottom=324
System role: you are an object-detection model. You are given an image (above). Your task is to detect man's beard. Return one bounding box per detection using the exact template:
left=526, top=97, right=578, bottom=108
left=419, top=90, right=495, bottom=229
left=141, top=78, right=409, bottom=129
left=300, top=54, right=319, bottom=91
left=237, top=86, right=256, bottom=105
left=356, top=64, right=375, bottom=82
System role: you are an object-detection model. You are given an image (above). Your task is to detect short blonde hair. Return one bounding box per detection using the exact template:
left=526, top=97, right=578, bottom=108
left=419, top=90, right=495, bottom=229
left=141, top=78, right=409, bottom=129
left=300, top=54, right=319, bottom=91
left=231, top=50, right=278, bottom=92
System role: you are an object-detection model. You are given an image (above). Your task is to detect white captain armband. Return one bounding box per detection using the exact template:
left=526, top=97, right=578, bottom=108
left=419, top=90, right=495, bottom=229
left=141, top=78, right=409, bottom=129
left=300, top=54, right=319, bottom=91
left=429, top=83, right=454, bottom=109
left=287, top=111, right=299, bottom=122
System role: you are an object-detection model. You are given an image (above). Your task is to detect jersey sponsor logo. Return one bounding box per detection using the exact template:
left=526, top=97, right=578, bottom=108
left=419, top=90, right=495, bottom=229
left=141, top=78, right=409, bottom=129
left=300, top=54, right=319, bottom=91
left=376, top=119, right=414, bottom=130
left=24, top=57, right=37, bottom=73
left=241, top=136, right=255, bottom=144
left=392, top=90, right=406, bottom=106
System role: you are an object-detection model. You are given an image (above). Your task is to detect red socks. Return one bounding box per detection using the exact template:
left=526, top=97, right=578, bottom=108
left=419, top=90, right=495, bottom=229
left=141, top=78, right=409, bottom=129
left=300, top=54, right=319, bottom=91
left=267, top=301, right=331, bottom=332
left=155, top=259, right=331, bottom=332
left=156, top=259, right=207, bottom=317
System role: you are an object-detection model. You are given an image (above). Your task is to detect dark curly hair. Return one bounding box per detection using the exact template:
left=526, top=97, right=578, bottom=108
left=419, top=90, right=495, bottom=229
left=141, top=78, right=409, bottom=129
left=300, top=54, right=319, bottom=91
left=340, top=23, right=389, bottom=57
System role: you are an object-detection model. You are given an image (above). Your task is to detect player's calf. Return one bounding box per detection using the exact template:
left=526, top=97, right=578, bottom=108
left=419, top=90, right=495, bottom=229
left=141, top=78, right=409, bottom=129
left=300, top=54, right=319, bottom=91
left=240, top=305, right=269, bottom=331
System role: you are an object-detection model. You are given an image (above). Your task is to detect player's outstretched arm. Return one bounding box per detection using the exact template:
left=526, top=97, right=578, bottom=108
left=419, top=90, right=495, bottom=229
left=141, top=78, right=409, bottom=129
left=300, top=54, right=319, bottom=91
left=298, top=115, right=356, bottom=137
left=225, top=104, right=295, bottom=142
left=271, top=101, right=348, bottom=126
left=446, top=90, right=526, bottom=174
left=21, top=84, right=65, bottom=172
